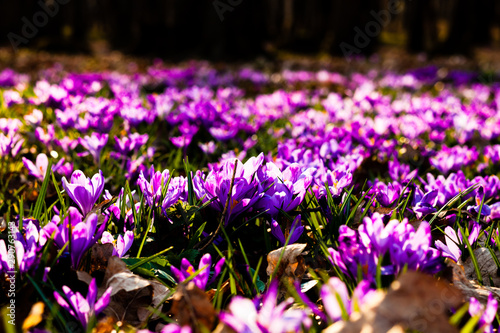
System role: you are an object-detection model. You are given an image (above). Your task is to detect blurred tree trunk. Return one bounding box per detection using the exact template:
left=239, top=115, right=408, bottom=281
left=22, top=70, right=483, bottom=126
left=404, top=0, right=438, bottom=53
left=438, top=0, right=493, bottom=55
left=2, top=0, right=496, bottom=59
left=324, top=0, right=381, bottom=56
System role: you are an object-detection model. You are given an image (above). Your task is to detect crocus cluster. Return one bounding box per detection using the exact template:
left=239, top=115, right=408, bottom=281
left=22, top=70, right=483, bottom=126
left=3, top=59, right=500, bottom=332
left=328, top=213, right=443, bottom=281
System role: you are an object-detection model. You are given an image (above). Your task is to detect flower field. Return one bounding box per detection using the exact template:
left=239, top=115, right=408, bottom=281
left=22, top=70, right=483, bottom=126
left=0, top=61, right=499, bottom=332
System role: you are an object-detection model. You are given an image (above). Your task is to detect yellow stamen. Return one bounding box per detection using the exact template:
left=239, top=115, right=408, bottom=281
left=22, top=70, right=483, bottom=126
left=231, top=199, right=240, bottom=210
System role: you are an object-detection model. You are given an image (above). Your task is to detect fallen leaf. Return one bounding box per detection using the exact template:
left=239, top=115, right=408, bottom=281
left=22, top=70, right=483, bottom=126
left=170, top=282, right=217, bottom=333
left=105, top=287, right=152, bottom=325
left=324, top=271, right=463, bottom=333
left=101, top=256, right=170, bottom=327
left=76, top=270, right=93, bottom=286
left=323, top=290, right=393, bottom=333
left=78, top=242, right=114, bottom=276
left=377, top=271, right=462, bottom=333
left=267, top=243, right=307, bottom=298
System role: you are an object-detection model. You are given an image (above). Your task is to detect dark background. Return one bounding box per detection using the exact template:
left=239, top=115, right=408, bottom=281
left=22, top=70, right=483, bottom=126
left=0, top=0, right=499, bottom=61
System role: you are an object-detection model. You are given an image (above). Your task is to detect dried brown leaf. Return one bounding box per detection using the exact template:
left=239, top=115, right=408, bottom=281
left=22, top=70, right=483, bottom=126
left=105, top=286, right=153, bottom=326
left=101, top=256, right=170, bottom=327
left=266, top=243, right=307, bottom=298
left=170, top=282, right=217, bottom=333
left=324, top=271, right=463, bottom=333
left=81, top=242, right=115, bottom=275
left=323, top=291, right=399, bottom=333
left=104, top=256, right=151, bottom=294
left=377, top=271, right=462, bottom=333
left=76, top=270, right=93, bottom=285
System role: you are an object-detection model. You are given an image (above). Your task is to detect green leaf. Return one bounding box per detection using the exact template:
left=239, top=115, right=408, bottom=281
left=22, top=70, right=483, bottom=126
left=127, top=246, right=173, bottom=271
left=33, top=159, right=53, bottom=220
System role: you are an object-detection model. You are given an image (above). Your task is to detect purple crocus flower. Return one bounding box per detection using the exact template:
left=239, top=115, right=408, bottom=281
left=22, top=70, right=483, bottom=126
left=388, top=159, right=417, bottom=183
left=0, top=221, right=40, bottom=274
left=114, top=133, right=149, bottom=155
left=54, top=136, right=79, bottom=154
left=198, top=141, right=217, bottom=154
left=62, top=170, right=105, bottom=216
left=430, top=145, right=478, bottom=174
left=137, top=167, right=170, bottom=208
left=55, top=107, right=79, bottom=131
left=178, top=121, right=198, bottom=136
left=170, top=253, right=225, bottom=290
left=3, top=90, right=23, bottom=107
left=0, top=118, right=23, bottom=134
left=100, top=231, right=134, bottom=258
left=0, top=132, right=24, bottom=157
left=320, top=278, right=377, bottom=322
left=468, top=293, right=498, bottom=333
left=34, top=125, right=55, bottom=146
left=219, top=280, right=312, bottom=333
left=53, top=278, right=112, bottom=329
left=424, top=171, right=470, bottom=207
left=374, top=181, right=403, bottom=207
left=79, top=133, right=108, bottom=164
left=320, top=277, right=350, bottom=321
left=389, top=220, right=443, bottom=274
left=471, top=176, right=500, bottom=201
left=209, top=125, right=238, bottom=141
left=256, top=162, right=313, bottom=217
left=22, top=153, right=65, bottom=180
left=467, top=187, right=492, bottom=217
left=24, top=109, right=43, bottom=126
left=70, top=213, right=107, bottom=268
left=193, top=154, right=266, bottom=224
left=170, top=136, right=192, bottom=149
left=42, top=208, right=106, bottom=268
left=159, top=324, right=192, bottom=333
left=270, top=214, right=304, bottom=245
left=487, top=202, right=500, bottom=222
left=329, top=217, right=443, bottom=281
left=316, top=164, right=353, bottom=198
left=434, top=223, right=480, bottom=263
left=358, top=213, right=400, bottom=254
left=412, top=188, right=438, bottom=218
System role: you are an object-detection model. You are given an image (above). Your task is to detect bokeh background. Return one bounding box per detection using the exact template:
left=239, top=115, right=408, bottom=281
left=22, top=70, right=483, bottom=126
left=0, top=0, right=499, bottom=61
